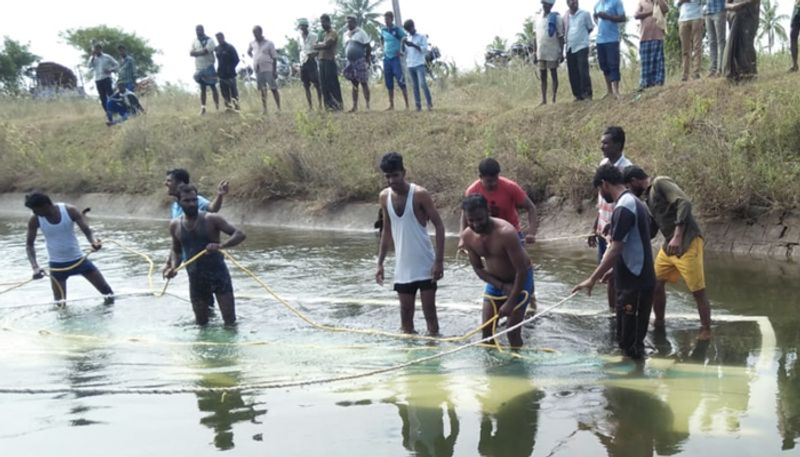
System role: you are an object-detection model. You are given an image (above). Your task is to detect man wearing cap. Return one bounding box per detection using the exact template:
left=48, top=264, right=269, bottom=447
left=297, top=18, right=322, bottom=110
left=343, top=15, right=372, bottom=112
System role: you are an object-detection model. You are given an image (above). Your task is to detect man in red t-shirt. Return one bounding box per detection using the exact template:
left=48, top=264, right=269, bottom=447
left=459, top=158, right=539, bottom=247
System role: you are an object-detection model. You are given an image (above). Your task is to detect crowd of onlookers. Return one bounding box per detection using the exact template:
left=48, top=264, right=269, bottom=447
left=86, top=0, right=800, bottom=121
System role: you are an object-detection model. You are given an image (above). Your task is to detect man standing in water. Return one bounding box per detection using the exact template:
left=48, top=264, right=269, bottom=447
left=376, top=152, right=445, bottom=335
left=24, top=192, right=114, bottom=304
left=164, top=184, right=246, bottom=326
left=624, top=166, right=712, bottom=340
left=588, top=127, right=633, bottom=311
left=164, top=168, right=228, bottom=219
left=460, top=158, right=538, bottom=246
left=461, top=194, right=534, bottom=348
left=573, top=165, right=655, bottom=360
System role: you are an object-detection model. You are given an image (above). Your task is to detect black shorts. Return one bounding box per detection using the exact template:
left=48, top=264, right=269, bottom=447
left=301, top=59, right=320, bottom=87
left=188, top=264, right=233, bottom=304
left=394, top=279, right=437, bottom=295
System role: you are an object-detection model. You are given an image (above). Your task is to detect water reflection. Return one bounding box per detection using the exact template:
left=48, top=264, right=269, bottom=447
left=191, top=328, right=266, bottom=450
left=386, top=361, right=460, bottom=457
left=477, top=359, right=542, bottom=457
left=778, top=351, right=800, bottom=450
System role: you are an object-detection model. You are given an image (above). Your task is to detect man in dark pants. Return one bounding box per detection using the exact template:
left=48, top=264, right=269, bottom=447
left=88, top=44, right=118, bottom=116
left=24, top=192, right=114, bottom=304
left=565, top=0, right=594, bottom=100
left=313, top=14, right=343, bottom=111
left=215, top=32, right=240, bottom=111
left=297, top=18, right=322, bottom=110
left=574, top=165, right=655, bottom=360
left=164, top=184, right=246, bottom=326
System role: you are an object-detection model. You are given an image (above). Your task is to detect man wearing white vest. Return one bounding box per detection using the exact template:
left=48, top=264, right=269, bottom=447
left=376, top=152, right=446, bottom=335
left=24, top=192, right=114, bottom=304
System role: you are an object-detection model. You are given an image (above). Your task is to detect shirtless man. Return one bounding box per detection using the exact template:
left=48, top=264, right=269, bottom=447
left=376, top=152, right=445, bottom=335
left=24, top=192, right=114, bottom=304
left=163, top=184, right=246, bottom=326
left=461, top=194, right=534, bottom=348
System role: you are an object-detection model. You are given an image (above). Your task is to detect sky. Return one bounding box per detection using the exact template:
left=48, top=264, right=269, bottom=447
left=1, top=0, right=796, bottom=89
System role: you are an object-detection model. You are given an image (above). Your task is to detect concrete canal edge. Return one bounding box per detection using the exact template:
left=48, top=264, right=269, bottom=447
left=0, top=193, right=797, bottom=262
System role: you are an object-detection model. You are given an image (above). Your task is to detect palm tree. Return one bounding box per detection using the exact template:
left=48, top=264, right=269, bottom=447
left=516, top=17, right=536, bottom=45
left=758, top=0, right=788, bottom=54
left=334, top=0, right=386, bottom=43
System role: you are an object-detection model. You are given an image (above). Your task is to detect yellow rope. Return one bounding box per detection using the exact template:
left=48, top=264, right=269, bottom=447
left=222, top=250, right=510, bottom=343
left=484, top=290, right=531, bottom=353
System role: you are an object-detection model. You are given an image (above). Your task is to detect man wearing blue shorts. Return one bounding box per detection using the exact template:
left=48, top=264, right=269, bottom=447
left=24, top=192, right=114, bottom=304
left=460, top=194, right=534, bottom=348
left=593, top=0, right=626, bottom=98
left=381, top=11, right=410, bottom=110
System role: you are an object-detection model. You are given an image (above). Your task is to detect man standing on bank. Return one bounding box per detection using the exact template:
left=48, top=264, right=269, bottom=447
left=376, top=152, right=445, bottom=335
left=164, top=184, right=246, bottom=326
left=297, top=18, right=322, bottom=111
left=25, top=192, right=114, bottom=304
left=461, top=194, right=535, bottom=349
left=248, top=25, right=281, bottom=115
left=190, top=25, right=220, bottom=115
left=624, top=166, right=712, bottom=340
left=574, top=165, right=655, bottom=360
left=314, top=14, right=344, bottom=111
left=381, top=11, right=410, bottom=110
left=343, top=15, right=373, bottom=112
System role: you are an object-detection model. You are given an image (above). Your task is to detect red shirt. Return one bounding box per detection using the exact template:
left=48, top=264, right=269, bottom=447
left=465, top=177, right=527, bottom=231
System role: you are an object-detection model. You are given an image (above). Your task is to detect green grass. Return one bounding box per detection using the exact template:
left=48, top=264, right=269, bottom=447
left=1, top=53, right=799, bottom=217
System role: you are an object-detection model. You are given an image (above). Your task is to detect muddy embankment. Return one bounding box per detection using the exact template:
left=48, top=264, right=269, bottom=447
left=0, top=193, right=797, bottom=261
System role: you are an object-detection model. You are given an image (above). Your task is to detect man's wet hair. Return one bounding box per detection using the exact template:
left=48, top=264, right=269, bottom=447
left=380, top=152, right=405, bottom=173
left=603, top=126, right=626, bottom=149
left=623, top=165, right=649, bottom=183
left=167, top=168, right=190, bottom=184
left=462, top=193, right=489, bottom=212
left=592, top=164, right=624, bottom=188
left=478, top=158, right=501, bottom=177
left=176, top=183, right=198, bottom=198
left=24, top=192, right=52, bottom=209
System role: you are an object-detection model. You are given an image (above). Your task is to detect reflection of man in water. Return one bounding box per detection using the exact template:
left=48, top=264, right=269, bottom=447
left=391, top=371, right=459, bottom=456
left=24, top=192, right=114, bottom=304
left=478, top=364, right=542, bottom=457
left=164, top=184, right=246, bottom=326
left=461, top=194, right=534, bottom=348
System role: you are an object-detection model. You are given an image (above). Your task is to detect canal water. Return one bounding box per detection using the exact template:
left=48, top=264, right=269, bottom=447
left=0, top=216, right=798, bottom=456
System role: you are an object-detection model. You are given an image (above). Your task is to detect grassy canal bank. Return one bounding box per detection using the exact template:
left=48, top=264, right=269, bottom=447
left=1, top=56, right=798, bottom=222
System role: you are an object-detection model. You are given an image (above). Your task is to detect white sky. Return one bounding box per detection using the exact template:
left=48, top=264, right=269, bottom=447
left=1, top=0, right=796, bottom=88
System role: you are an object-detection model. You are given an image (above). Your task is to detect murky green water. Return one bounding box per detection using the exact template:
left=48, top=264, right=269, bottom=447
left=0, top=216, right=798, bottom=456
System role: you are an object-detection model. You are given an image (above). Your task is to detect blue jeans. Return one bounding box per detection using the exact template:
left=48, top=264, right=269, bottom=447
left=106, top=99, right=129, bottom=123
left=408, top=65, right=432, bottom=110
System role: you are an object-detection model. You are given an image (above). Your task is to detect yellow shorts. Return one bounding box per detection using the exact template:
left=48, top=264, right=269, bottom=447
left=654, top=237, right=706, bottom=292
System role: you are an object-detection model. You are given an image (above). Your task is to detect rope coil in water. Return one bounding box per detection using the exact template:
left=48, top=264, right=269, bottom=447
left=0, top=292, right=578, bottom=395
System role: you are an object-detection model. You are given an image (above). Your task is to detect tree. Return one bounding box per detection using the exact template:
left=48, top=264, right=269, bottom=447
left=516, top=17, right=536, bottom=45
left=758, top=0, right=788, bottom=54
left=486, top=36, right=509, bottom=52
left=61, top=26, right=160, bottom=79
left=333, top=0, right=385, bottom=43
left=0, top=37, right=39, bottom=95
left=282, top=36, right=301, bottom=64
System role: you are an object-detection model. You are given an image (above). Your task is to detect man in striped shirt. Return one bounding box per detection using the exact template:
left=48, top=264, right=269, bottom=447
left=117, top=45, right=136, bottom=91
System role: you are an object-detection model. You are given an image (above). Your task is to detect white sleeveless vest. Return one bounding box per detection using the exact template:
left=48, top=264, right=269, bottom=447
left=38, top=204, right=83, bottom=263
left=387, top=184, right=435, bottom=284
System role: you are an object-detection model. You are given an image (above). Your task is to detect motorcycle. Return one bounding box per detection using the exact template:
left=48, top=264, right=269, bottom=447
left=484, top=48, right=511, bottom=70
left=425, top=45, right=449, bottom=81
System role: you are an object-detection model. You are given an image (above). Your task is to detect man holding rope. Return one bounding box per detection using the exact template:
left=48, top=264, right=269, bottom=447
left=573, top=165, right=655, bottom=360
left=24, top=192, right=114, bottom=304
left=461, top=194, right=534, bottom=348
left=163, top=184, right=246, bottom=326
